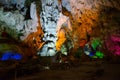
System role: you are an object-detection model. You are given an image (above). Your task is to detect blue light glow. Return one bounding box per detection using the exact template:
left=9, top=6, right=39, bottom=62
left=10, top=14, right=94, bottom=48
left=0, top=51, right=22, bottom=61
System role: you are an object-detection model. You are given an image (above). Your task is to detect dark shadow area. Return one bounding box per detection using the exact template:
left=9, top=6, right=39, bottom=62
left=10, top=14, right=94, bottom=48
left=0, top=1, right=120, bottom=80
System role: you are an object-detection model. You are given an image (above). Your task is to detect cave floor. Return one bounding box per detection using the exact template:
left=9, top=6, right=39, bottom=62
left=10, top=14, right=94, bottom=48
left=16, top=61, right=120, bottom=80
left=0, top=38, right=120, bottom=80
left=0, top=60, right=120, bottom=80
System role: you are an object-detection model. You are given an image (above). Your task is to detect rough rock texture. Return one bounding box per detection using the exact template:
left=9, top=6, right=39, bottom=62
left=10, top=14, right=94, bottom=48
left=0, top=7, right=38, bottom=40
left=61, top=0, right=120, bottom=50
left=0, top=1, right=42, bottom=56
left=37, top=0, right=59, bottom=56
left=62, top=0, right=120, bottom=43
left=0, top=0, right=120, bottom=57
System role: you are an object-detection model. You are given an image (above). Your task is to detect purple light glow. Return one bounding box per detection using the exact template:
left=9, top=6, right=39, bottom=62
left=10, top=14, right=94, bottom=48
left=111, top=35, right=120, bottom=42
left=105, top=35, right=120, bottom=55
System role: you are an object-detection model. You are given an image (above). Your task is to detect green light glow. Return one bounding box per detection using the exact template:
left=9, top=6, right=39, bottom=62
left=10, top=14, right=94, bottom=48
left=91, top=55, right=98, bottom=58
left=91, top=38, right=101, bottom=50
left=95, top=51, right=104, bottom=58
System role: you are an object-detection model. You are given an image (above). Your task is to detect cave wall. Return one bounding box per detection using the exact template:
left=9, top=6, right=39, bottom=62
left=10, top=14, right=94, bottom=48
left=0, top=0, right=120, bottom=57
left=60, top=0, right=120, bottom=57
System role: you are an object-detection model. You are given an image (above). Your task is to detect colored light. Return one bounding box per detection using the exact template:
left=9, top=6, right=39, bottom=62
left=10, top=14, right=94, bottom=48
left=89, top=52, right=95, bottom=57
left=84, top=38, right=104, bottom=58
left=105, top=35, right=120, bottom=55
left=95, top=51, right=104, bottom=58
left=91, top=38, right=101, bottom=50
left=0, top=51, right=22, bottom=61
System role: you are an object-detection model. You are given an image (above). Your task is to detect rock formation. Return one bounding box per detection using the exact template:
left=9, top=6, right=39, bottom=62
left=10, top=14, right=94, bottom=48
left=0, top=0, right=120, bottom=57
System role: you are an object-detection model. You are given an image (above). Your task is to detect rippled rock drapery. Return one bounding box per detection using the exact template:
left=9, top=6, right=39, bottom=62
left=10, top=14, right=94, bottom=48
left=0, top=0, right=120, bottom=57
left=56, top=13, right=73, bottom=55
left=0, top=0, right=41, bottom=57
left=37, top=0, right=59, bottom=56
left=0, top=7, right=38, bottom=40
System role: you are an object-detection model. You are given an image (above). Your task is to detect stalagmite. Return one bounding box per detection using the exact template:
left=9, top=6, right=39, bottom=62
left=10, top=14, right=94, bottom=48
left=37, top=0, right=60, bottom=56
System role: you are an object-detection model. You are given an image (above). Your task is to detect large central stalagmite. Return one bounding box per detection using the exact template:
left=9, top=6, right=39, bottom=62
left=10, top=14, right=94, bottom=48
left=0, top=0, right=119, bottom=57
left=37, top=0, right=60, bottom=56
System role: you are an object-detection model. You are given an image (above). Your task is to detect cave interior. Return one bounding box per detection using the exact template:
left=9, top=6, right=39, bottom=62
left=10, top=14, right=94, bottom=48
left=0, top=0, right=120, bottom=80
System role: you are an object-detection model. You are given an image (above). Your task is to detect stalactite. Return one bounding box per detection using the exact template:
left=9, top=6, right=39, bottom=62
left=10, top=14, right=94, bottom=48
left=23, top=1, right=44, bottom=55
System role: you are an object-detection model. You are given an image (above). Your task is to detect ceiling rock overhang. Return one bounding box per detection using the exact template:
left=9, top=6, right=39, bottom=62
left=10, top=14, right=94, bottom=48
left=0, top=0, right=120, bottom=57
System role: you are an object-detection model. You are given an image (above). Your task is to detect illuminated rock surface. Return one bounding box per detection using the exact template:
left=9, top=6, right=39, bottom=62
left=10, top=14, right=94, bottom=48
left=37, top=0, right=59, bottom=56
left=0, top=1, right=120, bottom=80
left=0, top=0, right=120, bottom=57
